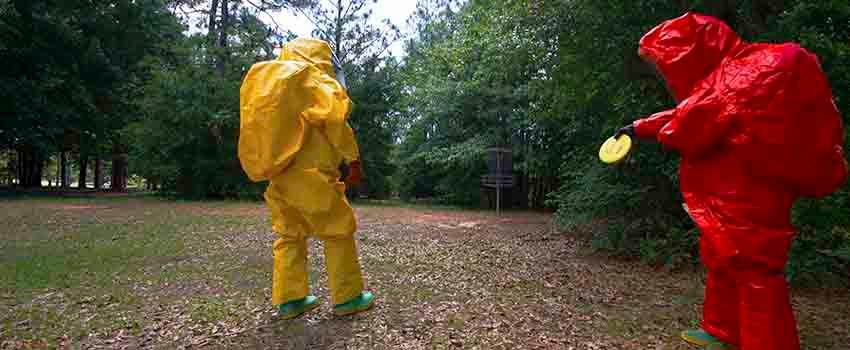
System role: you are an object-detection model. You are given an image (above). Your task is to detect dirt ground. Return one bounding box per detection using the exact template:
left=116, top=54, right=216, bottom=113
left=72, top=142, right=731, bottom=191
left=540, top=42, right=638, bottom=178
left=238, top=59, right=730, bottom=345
left=2, top=196, right=848, bottom=349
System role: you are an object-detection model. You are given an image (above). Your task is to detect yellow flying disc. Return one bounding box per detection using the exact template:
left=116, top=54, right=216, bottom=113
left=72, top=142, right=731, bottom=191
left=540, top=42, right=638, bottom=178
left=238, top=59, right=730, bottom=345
left=599, top=134, right=633, bottom=164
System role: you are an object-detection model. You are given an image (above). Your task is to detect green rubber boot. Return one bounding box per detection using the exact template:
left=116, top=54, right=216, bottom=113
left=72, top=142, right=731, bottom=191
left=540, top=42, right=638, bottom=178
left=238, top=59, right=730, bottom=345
left=680, top=329, right=720, bottom=347
left=333, top=291, right=375, bottom=316
left=278, top=296, right=320, bottom=320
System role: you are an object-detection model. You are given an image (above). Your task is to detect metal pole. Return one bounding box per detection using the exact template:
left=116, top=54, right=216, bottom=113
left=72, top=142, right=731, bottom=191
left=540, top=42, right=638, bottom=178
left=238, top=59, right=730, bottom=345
left=496, top=150, right=501, bottom=215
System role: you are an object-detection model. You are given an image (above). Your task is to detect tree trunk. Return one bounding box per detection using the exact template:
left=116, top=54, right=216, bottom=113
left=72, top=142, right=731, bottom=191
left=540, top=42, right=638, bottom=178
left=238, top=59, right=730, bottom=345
left=18, top=147, right=44, bottom=188
left=55, top=154, right=60, bottom=186
left=176, top=172, right=193, bottom=196
left=334, top=0, right=344, bottom=63
left=94, top=157, right=103, bottom=190
left=60, top=151, right=69, bottom=188
left=208, top=0, right=220, bottom=45
left=78, top=154, right=88, bottom=189
left=215, top=0, right=230, bottom=75
left=111, top=152, right=128, bottom=192
left=4, top=150, right=10, bottom=185
left=32, top=153, right=43, bottom=188
left=15, top=148, right=24, bottom=186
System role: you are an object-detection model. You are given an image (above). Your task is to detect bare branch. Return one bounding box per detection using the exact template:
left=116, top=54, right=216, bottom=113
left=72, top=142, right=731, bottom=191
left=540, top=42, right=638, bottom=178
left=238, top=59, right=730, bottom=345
left=370, top=35, right=400, bottom=59
left=244, top=0, right=286, bottom=35
left=347, top=34, right=384, bottom=64
left=293, top=6, right=335, bottom=40
left=176, top=6, right=200, bottom=19
left=322, top=0, right=338, bottom=10
left=342, top=0, right=354, bottom=19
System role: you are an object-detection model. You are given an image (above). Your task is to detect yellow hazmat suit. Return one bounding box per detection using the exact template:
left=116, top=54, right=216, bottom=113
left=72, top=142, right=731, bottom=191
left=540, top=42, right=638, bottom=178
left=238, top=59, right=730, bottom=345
left=238, top=38, right=367, bottom=310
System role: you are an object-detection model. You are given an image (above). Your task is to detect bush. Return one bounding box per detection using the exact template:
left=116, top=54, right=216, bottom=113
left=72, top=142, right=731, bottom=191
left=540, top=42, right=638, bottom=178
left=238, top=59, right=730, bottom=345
left=787, top=189, right=850, bottom=287
left=550, top=141, right=699, bottom=268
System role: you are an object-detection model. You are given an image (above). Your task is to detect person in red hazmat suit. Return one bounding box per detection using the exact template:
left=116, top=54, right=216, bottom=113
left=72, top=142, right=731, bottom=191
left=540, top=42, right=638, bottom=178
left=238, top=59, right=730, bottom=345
left=614, top=13, right=847, bottom=350
left=238, top=38, right=375, bottom=319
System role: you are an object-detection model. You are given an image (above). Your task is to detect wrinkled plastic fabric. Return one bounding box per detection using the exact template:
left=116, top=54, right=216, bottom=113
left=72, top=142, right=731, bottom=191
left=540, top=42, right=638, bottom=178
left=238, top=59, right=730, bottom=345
left=239, top=38, right=359, bottom=182
left=238, top=38, right=364, bottom=306
left=685, top=193, right=799, bottom=349
left=266, top=181, right=364, bottom=306
left=632, top=13, right=847, bottom=350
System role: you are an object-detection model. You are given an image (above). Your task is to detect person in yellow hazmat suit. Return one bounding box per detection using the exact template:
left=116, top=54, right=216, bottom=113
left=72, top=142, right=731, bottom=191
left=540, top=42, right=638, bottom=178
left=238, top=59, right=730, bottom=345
left=238, top=37, right=375, bottom=319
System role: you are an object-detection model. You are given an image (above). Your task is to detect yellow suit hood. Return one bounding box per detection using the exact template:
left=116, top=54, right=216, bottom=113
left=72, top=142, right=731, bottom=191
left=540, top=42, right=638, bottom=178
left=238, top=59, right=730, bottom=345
left=279, top=38, right=337, bottom=79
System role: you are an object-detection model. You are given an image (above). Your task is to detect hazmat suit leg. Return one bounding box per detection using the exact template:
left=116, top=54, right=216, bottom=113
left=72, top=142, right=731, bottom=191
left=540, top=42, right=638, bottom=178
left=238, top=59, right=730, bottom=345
left=265, top=169, right=366, bottom=308
left=736, top=262, right=800, bottom=350
left=701, top=260, right=800, bottom=350
left=701, top=264, right=740, bottom=344
left=272, top=239, right=310, bottom=305
left=323, top=236, right=365, bottom=305
left=688, top=194, right=800, bottom=350
left=266, top=188, right=312, bottom=306
left=311, top=182, right=364, bottom=305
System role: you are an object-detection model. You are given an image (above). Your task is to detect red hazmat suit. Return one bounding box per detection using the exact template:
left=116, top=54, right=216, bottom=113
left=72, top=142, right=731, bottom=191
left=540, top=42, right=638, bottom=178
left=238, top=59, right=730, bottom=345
left=632, top=13, right=848, bottom=349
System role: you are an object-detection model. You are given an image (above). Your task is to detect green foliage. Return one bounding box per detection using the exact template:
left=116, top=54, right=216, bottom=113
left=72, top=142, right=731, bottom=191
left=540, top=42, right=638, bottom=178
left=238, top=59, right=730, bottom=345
left=1, top=0, right=184, bottom=187
left=127, top=41, right=259, bottom=198
left=395, top=0, right=542, bottom=205
left=538, top=0, right=691, bottom=270
left=788, top=190, right=850, bottom=287
left=346, top=58, right=402, bottom=199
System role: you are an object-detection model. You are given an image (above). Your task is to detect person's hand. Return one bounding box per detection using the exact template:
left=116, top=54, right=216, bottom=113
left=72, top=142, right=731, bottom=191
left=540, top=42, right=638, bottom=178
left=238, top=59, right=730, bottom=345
left=613, top=124, right=635, bottom=139
left=344, top=160, right=362, bottom=187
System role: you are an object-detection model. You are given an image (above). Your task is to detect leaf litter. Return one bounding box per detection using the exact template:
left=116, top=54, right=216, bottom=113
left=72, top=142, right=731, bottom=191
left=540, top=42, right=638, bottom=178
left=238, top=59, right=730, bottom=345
left=1, top=198, right=848, bottom=349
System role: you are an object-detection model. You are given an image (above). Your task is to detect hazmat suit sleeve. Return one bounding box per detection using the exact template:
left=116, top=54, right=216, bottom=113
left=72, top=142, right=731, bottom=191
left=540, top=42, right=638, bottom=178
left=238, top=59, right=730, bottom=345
left=634, top=109, right=675, bottom=139
left=302, top=67, right=361, bottom=163
left=633, top=85, right=732, bottom=158
left=656, top=86, right=732, bottom=157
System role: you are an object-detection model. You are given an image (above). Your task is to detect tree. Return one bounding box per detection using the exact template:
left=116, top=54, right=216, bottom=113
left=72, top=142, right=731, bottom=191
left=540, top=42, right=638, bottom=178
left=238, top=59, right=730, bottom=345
left=0, top=0, right=184, bottom=190
left=395, top=0, right=557, bottom=206
left=294, top=0, right=401, bottom=67
left=345, top=57, right=402, bottom=198
left=126, top=1, right=296, bottom=197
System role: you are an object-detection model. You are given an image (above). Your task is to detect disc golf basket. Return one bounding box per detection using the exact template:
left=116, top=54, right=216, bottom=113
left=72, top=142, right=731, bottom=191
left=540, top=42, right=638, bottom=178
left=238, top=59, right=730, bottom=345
left=481, top=147, right=515, bottom=214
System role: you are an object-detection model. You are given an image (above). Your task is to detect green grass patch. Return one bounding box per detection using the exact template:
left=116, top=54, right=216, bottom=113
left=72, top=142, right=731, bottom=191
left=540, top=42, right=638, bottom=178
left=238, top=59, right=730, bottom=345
left=1, top=196, right=262, bottom=302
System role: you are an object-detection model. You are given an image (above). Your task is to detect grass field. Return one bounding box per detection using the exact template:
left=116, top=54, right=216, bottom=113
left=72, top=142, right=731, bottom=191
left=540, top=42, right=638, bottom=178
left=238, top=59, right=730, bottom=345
left=2, top=195, right=849, bottom=349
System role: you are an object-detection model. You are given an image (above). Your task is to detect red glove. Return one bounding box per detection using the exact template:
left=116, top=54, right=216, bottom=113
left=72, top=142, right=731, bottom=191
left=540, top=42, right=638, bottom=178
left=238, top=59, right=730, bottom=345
left=344, top=160, right=362, bottom=187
